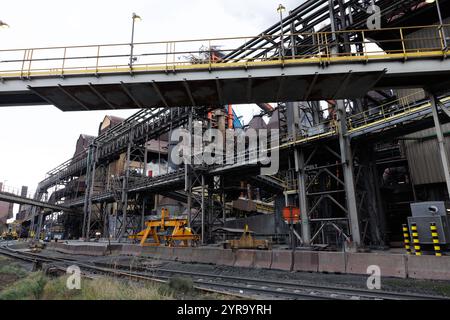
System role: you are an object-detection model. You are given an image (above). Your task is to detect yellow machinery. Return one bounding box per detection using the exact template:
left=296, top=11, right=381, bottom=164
left=224, top=225, right=272, bottom=250
left=129, top=208, right=200, bottom=247
left=1, top=222, right=19, bottom=240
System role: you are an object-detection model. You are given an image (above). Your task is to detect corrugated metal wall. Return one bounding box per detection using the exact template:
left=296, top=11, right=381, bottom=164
left=396, top=19, right=450, bottom=103
left=404, top=17, right=450, bottom=51
left=400, top=19, right=450, bottom=185
left=402, top=123, right=450, bottom=185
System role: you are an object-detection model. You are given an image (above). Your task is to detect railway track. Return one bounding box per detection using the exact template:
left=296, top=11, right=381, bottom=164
left=0, top=245, right=448, bottom=300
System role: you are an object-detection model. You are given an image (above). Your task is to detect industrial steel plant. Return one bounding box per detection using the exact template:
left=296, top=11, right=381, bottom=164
left=1, top=0, right=450, bottom=303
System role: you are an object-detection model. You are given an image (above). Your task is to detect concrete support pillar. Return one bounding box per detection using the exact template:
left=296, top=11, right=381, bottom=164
left=337, top=101, right=361, bottom=247
left=294, top=148, right=311, bottom=246
left=430, top=92, right=450, bottom=198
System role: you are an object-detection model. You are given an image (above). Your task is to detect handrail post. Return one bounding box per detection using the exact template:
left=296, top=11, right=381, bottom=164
left=95, top=45, right=100, bottom=75
left=317, top=33, right=322, bottom=65
left=20, top=49, right=27, bottom=79
left=438, top=25, right=448, bottom=53
left=165, top=42, right=169, bottom=72
left=27, top=49, right=34, bottom=78
left=435, top=0, right=447, bottom=51
left=61, top=47, right=67, bottom=77
left=361, top=30, right=368, bottom=62
left=172, top=42, right=176, bottom=72
left=324, top=32, right=330, bottom=64
left=400, top=28, right=407, bottom=60
left=208, top=40, right=212, bottom=70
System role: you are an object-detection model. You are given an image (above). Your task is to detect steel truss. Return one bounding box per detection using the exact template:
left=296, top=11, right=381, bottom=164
left=26, top=0, right=450, bottom=249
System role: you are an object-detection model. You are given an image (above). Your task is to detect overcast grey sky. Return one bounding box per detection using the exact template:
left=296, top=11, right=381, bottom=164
left=0, top=0, right=302, bottom=193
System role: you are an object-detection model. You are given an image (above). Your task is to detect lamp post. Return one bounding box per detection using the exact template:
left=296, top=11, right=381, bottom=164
left=129, top=12, right=142, bottom=68
left=277, top=4, right=286, bottom=58
left=425, top=0, right=447, bottom=49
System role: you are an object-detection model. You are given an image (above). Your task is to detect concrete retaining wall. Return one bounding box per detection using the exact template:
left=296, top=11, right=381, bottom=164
left=192, top=247, right=221, bottom=265
left=271, top=250, right=293, bottom=271
left=293, top=251, right=319, bottom=273
left=7, top=242, right=30, bottom=250
left=407, top=255, right=450, bottom=280
left=120, top=244, right=143, bottom=256
left=173, top=247, right=194, bottom=263
left=45, top=242, right=108, bottom=256
left=155, top=246, right=175, bottom=260
left=234, top=250, right=256, bottom=268
left=318, top=252, right=346, bottom=274
left=42, top=242, right=450, bottom=281
left=345, top=253, right=407, bottom=278
left=217, top=249, right=236, bottom=266
left=253, top=250, right=272, bottom=269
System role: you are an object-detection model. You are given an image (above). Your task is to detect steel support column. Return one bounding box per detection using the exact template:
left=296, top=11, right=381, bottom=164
left=119, top=142, right=132, bottom=241
left=295, top=148, right=311, bottom=246
left=82, top=146, right=94, bottom=240
left=337, top=100, right=361, bottom=247
left=36, top=209, right=43, bottom=240
left=201, top=174, right=205, bottom=245
left=85, top=148, right=97, bottom=241
left=185, top=166, right=192, bottom=227
left=430, top=92, right=450, bottom=198
left=141, top=198, right=146, bottom=230
left=30, top=205, right=39, bottom=239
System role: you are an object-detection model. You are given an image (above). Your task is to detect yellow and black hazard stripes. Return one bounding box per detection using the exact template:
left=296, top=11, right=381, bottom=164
left=430, top=223, right=442, bottom=257
left=411, top=223, right=421, bottom=256
left=402, top=224, right=411, bottom=255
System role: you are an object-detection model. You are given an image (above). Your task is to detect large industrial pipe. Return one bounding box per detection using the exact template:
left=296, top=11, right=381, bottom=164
left=228, top=104, right=234, bottom=129
left=257, top=103, right=274, bottom=113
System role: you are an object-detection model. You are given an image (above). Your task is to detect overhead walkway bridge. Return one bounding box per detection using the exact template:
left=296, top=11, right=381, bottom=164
left=0, top=25, right=449, bottom=110
left=0, top=188, right=75, bottom=213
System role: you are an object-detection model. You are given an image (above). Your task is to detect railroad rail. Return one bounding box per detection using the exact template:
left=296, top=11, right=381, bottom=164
left=0, top=244, right=447, bottom=300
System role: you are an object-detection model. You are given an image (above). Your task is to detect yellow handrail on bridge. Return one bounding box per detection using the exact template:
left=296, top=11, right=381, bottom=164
left=0, top=24, right=448, bottom=79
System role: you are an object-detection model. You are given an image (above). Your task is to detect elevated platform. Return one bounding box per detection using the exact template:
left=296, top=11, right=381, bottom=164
left=1, top=25, right=449, bottom=110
